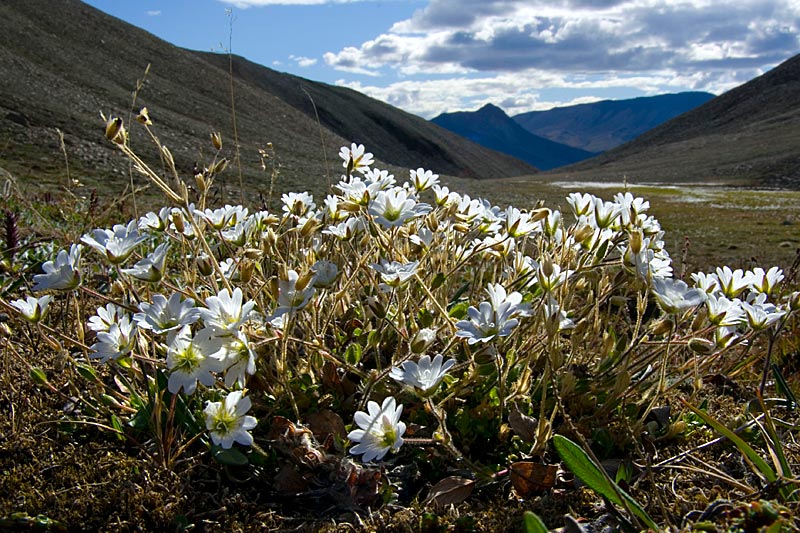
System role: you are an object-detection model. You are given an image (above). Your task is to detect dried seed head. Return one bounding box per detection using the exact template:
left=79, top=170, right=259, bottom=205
left=136, top=107, right=152, bottom=125
left=211, top=158, right=229, bottom=175
left=211, top=131, right=223, bottom=150
left=104, top=116, right=123, bottom=142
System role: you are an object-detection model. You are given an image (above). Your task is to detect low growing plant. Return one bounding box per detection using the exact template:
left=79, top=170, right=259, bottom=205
left=2, top=114, right=799, bottom=529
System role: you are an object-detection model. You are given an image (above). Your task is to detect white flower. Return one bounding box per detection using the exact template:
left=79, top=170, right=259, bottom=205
left=221, top=222, right=249, bottom=247
left=88, top=303, right=125, bottom=333
left=347, top=396, right=406, bottom=462
left=204, top=391, right=258, bottom=449
left=138, top=207, right=171, bottom=232
left=410, top=227, right=434, bottom=249
left=364, top=168, right=396, bottom=190
left=431, top=184, right=460, bottom=207
left=543, top=297, right=575, bottom=331
left=311, top=260, right=339, bottom=289
left=33, top=244, right=82, bottom=291
left=323, top=217, right=365, bottom=240
left=89, top=314, right=137, bottom=364
left=746, top=267, right=784, bottom=295
left=651, top=277, right=707, bottom=315
left=593, top=198, right=621, bottom=229
left=715, top=266, right=750, bottom=298
left=691, top=271, right=720, bottom=294
left=198, top=287, right=256, bottom=335
left=10, top=295, right=53, bottom=322
left=121, top=242, right=170, bottom=282
left=281, top=192, right=316, bottom=219
left=614, top=192, right=650, bottom=227
left=133, top=293, right=200, bottom=337
left=455, top=283, right=529, bottom=344
left=369, top=188, right=431, bottom=228
left=741, top=298, right=786, bottom=331
left=390, top=354, right=455, bottom=393
left=410, top=167, right=439, bottom=192
left=505, top=206, right=540, bottom=238
left=208, top=329, right=257, bottom=389
left=166, top=325, right=224, bottom=394
left=195, top=205, right=247, bottom=230
left=705, top=294, right=745, bottom=327
left=535, top=261, right=572, bottom=292
left=276, top=269, right=316, bottom=314
left=81, top=220, right=147, bottom=264
left=339, top=143, right=374, bottom=174
left=370, top=259, right=419, bottom=288
left=566, top=192, right=595, bottom=218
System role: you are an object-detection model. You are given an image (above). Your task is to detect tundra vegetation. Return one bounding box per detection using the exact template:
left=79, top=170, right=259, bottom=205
left=1, top=114, right=799, bottom=532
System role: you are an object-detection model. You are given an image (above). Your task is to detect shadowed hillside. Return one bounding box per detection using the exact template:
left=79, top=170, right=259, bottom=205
left=431, top=104, right=595, bottom=171
left=554, top=55, right=800, bottom=188
left=513, top=92, right=714, bottom=153
left=0, top=0, right=535, bottom=200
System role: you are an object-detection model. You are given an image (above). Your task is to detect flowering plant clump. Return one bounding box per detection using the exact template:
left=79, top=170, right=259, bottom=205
left=2, top=124, right=798, bottom=530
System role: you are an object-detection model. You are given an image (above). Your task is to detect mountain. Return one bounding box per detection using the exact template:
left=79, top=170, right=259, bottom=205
left=431, top=104, right=596, bottom=171
left=560, top=54, right=800, bottom=188
left=513, top=92, right=715, bottom=153
left=0, top=0, right=535, bottom=201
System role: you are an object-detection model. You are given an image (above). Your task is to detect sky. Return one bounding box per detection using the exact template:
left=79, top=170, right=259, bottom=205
left=83, top=0, right=800, bottom=119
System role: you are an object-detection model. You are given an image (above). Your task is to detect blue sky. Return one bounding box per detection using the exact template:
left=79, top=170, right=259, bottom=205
left=83, top=0, right=800, bottom=119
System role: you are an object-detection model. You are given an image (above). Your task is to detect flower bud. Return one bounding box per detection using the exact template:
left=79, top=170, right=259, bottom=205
left=233, top=259, right=251, bottom=283
left=629, top=229, right=643, bottom=255
left=196, top=254, right=214, bottom=276
left=574, top=224, right=595, bottom=244
left=541, top=256, right=554, bottom=278
left=410, top=328, right=436, bottom=354
left=650, top=317, right=674, bottom=336
left=688, top=337, right=716, bottom=355
left=170, top=211, right=185, bottom=234
left=790, top=291, right=800, bottom=312
left=531, top=208, right=550, bottom=222
left=243, top=248, right=263, bottom=260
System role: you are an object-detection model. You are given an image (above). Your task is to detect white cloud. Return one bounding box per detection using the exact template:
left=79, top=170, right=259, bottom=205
left=289, top=55, right=318, bottom=67
left=146, top=10, right=161, bottom=16
left=321, top=0, right=799, bottom=116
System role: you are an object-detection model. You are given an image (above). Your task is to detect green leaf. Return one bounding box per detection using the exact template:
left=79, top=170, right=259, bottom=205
left=553, top=434, right=657, bottom=531
left=448, top=301, right=469, bottom=319
left=522, top=511, right=549, bottom=533
left=681, top=400, right=776, bottom=483
left=74, top=362, right=100, bottom=382
left=431, top=272, right=446, bottom=290
left=344, top=343, right=362, bottom=365
left=211, top=445, right=248, bottom=466
left=772, top=364, right=797, bottom=410
left=30, top=367, right=48, bottom=385
left=110, top=414, right=126, bottom=441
